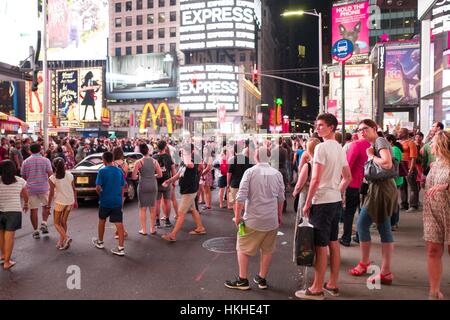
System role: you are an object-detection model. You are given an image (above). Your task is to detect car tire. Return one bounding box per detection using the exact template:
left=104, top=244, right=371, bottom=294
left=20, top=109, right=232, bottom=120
left=126, top=181, right=136, bottom=202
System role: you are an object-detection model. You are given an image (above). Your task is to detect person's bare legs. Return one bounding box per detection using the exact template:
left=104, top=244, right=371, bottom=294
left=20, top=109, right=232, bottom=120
left=155, top=200, right=162, bottom=221
left=149, top=207, right=157, bottom=234
left=259, top=252, right=273, bottom=279
left=238, top=251, right=250, bottom=279
left=205, top=186, right=211, bottom=208
left=163, top=199, right=171, bottom=220
left=139, top=207, right=148, bottom=234
left=327, top=241, right=340, bottom=288
left=219, top=187, right=226, bottom=208
left=191, top=206, right=206, bottom=232
left=171, top=192, right=179, bottom=219
left=98, top=219, right=106, bottom=241
left=30, top=208, right=39, bottom=231
left=427, top=242, right=444, bottom=298
left=42, top=205, right=50, bottom=223
left=0, top=230, right=5, bottom=261
left=168, top=211, right=185, bottom=239
left=2, top=231, right=16, bottom=269
left=115, top=223, right=125, bottom=247
left=353, top=241, right=372, bottom=273
left=53, top=211, right=67, bottom=247
left=381, top=242, right=394, bottom=275
left=309, top=246, right=328, bottom=293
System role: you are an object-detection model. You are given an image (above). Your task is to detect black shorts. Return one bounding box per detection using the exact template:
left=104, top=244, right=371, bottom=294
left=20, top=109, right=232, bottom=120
left=218, top=176, right=227, bottom=188
left=98, top=206, right=123, bottom=223
left=0, top=211, right=22, bottom=232
left=157, top=185, right=172, bottom=200
left=309, top=202, right=341, bottom=247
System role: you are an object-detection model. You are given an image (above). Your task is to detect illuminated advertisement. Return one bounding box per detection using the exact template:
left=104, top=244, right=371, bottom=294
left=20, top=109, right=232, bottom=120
left=328, top=64, right=372, bottom=124
left=26, top=71, right=45, bottom=123
left=106, top=53, right=178, bottom=100
left=0, top=82, right=14, bottom=115
left=384, top=47, right=420, bottom=105
left=139, top=102, right=173, bottom=134
left=432, top=0, right=450, bottom=35
left=180, top=0, right=259, bottom=51
left=332, top=1, right=369, bottom=57
left=179, top=64, right=239, bottom=111
left=57, top=70, right=78, bottom=122
left=78, top=68, right=103, bottom=122
left=47, top=0, right=108, bottom=60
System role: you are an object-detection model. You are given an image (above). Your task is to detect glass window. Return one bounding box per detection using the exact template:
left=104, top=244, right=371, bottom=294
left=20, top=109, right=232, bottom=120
left=170, top=43, right=176, bottom=51
left=158, top=28, right=165, bottom=38
left=170, top=11, right=176, bottom=22
left=240, top=53, right=246, bottom=62
left=115, top=33, right=121, bottom=43
left=147, top=45, right=154, bottom=53
left=137, top=0, right=143, bottom=10
left=147, top=29, right=154, bottom=39
left=136, top=45, right=143, bottom=54
left=147, top=14, right=154, bottom=24
left=115, top=18, right=122, bottom=28
left=126, top=31, right=132, bottom=41
left=115, top=3, right=121, bottom=12
left=126, top=47, right=132, bottom=55
left=113, top=112, right=130, bottom=128
left=159, top=13, right=165, bottom=23
left=126, top=1, right=132, bottom=11
left=137, top=15, right=143, bottom=25
left=219, top=54, right=225, bottom=63
left=159, top=44, right=165, bottom=52
left=126, top=16, right=132, bottom=26
left=136, top=30, right=143, bottom=40
left=159, top=0, right=165, bottom=7
left=170, top=0, right=176, bottom=5
left=147, top=0, right=153, bottom=8
left=115, top=48, right=121, bottom=56
left=170, top=27, right=176, bottom=37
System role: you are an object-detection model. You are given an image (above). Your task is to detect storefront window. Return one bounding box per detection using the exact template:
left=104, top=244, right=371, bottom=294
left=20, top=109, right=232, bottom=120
left=112, top=111, right=130, bottom=128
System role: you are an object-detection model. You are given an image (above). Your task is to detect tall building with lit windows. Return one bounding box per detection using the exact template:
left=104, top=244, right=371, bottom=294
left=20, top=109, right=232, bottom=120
left=109, top=0, right=180, bottom=57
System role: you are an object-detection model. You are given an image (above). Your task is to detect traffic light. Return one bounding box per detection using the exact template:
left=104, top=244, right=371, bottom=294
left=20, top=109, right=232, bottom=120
left=252, top=68, right=258, bottom=87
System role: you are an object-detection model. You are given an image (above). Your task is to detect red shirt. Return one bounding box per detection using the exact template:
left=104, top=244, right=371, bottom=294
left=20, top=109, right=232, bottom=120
left=0, top=146, right=7, bottom=161
left=346, top=139, right=371, bottom=189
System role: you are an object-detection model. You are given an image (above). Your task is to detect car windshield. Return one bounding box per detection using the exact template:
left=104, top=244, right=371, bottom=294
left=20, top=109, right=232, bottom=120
left=76, top=156, right=103, bottom=168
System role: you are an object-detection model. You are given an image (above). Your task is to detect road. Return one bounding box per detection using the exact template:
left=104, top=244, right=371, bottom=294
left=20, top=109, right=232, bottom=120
left=0, top=190, right=449, bottom=300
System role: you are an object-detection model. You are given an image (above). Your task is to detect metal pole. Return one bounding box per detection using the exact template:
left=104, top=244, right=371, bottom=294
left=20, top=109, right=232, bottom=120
left=43, top=0, right=48, bottom=150
left=318, top=12, right=323, bottom=114
left=341, top=61, right=345, bottom=146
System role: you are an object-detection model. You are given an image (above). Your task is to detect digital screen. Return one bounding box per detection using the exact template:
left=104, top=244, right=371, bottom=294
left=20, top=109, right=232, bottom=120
left=179, top=64, right=239, bottom=111
left=180, top=0, right=258, bottom=51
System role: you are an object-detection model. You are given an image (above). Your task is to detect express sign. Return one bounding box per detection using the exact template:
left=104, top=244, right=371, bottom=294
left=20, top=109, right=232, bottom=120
left=180, top=0, right=258, bottom=50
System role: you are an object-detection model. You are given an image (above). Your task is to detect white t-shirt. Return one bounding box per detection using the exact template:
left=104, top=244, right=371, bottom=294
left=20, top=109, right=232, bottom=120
left=312, top=139, right=348, bottom=205
left=49, top=172, right=75, bottom=205
left=0, top=177, right=27, bottom=212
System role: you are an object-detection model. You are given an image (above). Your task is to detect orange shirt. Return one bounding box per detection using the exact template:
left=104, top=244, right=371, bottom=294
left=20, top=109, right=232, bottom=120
left=400, top=140, right=418, bottom=167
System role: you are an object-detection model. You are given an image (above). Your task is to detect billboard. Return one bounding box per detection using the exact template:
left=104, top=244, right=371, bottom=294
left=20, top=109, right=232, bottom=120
left=0, top=82, right=14, bottom=115
left=328, top=64, right=372, bottom=125
left=106, top=53, right=178, bottom=100
left=180, top=0, right=258, bottom=51
left=57, top=70, right=79, bottom=122
left=384, top=47, right=420, bottom=105
left=332, top=1, right=369, bottom=57
left=47, top=0, right=108, bottom=60
left=26, top=71, right=46, bottom=123
left=179, top=64, right=239, bottom=111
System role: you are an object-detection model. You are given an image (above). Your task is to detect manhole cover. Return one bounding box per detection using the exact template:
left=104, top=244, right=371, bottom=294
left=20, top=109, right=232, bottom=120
left=202, top=237, right=236, bottom=253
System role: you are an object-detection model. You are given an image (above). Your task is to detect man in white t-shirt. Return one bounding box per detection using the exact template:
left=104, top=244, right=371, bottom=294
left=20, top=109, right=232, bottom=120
left=296, top=113, right=352, bottom=300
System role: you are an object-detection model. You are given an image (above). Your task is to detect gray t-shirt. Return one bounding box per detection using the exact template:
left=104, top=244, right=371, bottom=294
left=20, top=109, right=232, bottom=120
left=374, top=137, right=393, bottom=157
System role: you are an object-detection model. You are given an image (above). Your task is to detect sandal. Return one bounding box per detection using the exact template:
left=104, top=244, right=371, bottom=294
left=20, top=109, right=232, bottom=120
left=138, top=230, right=147, bottom=236
left=161, top=234, right=176, bottom=242
left=3, top=260, right=17, bottom=270
left=369, top=272, right=394, bottom=285
left=348, top=261, right=371, bottom=276
left=189, top=229, right=206, bottom=235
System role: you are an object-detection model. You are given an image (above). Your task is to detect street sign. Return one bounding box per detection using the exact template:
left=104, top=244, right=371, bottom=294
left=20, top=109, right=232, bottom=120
left=332, top=39, right=354, bottom=62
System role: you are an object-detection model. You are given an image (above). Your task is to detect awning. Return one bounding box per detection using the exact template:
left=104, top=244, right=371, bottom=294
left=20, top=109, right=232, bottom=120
left=0, top=112, right=29, bottom=132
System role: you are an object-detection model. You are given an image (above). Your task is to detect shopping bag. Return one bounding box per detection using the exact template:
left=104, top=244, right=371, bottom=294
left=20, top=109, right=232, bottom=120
left=294, top=217, right=315, bottom=266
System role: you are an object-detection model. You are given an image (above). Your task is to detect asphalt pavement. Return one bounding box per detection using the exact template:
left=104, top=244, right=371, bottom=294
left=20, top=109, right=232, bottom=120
left=0, top=189, right=449, bottom=300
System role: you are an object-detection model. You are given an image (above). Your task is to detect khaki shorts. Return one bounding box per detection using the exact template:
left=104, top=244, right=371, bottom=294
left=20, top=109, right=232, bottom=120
left=236, top=226, right=278, bottom=256
left=228, top=187, right=239, bottom=204
left=178, top=193, right=197, bottom=215
left=29, top=193, right=49, bottom=210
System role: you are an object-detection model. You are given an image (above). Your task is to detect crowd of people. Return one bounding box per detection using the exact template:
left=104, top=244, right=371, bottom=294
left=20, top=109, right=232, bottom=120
left=0, top=115, right=449, bottom=300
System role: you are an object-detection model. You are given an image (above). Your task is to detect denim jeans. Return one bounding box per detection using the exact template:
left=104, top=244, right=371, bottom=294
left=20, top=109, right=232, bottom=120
left=341, top=188, right=361, bottom=243
left=357, top=207, right=394, bottom=243
left=400, top=168, right=419, bottom=209
left=390, top=187, right=401, bottom=226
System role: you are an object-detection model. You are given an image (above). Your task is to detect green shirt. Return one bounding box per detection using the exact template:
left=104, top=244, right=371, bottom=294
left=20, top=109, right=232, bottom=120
left=393, top=146, right=404, bottom=187
left=422, top=142, right=436, bottom=170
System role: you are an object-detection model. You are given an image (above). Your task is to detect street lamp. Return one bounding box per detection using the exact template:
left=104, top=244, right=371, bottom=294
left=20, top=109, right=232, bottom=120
left=281, top=9, right=323, bottom=114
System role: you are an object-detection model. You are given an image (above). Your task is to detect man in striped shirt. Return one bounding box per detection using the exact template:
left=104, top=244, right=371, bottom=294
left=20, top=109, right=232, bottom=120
left=21, top=143, right=53, bottom=239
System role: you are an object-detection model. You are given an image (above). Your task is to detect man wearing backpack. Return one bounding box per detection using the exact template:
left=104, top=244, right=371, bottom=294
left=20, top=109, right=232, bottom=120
left=227, top=144, right=253, bottom=210
left=153, top=140, right=176, bottom=228
left=213, top=148, right=229, bottom=208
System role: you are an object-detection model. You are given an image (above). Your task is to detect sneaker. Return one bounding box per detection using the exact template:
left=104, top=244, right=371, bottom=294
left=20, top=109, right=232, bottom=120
left=224, top=277, right=250, bottom=291
left=406, top=207, right=418, bottom=213
left=352, top=235, right=360, bottom=244
left=60, top=237, right=72, bottom=250
left=32, top=231, right=40, bottom=239
left=323, top=282, right=340, bottom=297
left=164, top=219, right=172, bottom=228
left=40, top=223, right=49, bottom=234
left=155, top=219, right=161, bottom=228
left=253, top=275, right=268, bottom=289
left=339, top=238, right=351, bottom=247
left=295, top=288, right=325, bottom=300
left=111, top=246, right=125, bottom=256
left=92, top=238, right=105, bottom=249
left=391, top=224, right=399, bottom=231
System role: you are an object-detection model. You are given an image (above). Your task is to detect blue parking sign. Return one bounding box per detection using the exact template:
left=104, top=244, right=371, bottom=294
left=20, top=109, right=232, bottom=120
left=332, top=39, right=354, bottom=62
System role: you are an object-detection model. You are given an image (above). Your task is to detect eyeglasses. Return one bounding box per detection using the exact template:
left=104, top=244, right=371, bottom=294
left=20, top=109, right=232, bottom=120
left=357, top=127, right=371, bottom=133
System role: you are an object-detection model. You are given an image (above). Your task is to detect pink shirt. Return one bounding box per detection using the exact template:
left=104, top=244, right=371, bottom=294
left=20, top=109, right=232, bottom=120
left=346, top=139, right=371, bottom=189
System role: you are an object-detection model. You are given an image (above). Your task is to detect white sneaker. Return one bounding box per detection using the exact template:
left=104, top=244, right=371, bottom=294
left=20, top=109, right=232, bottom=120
left=92, top=238, right=105, bottom=249
left=111, top=246, right=125, bottom=256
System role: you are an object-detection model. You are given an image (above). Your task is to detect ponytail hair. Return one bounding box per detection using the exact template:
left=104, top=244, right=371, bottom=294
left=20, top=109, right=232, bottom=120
left=53, top=157, right=66, bottom=179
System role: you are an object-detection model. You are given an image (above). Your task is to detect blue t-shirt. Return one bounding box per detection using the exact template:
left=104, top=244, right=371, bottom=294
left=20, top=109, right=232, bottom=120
left=296, top=149, right=305, bottom=167
left=96, top=165, right=125, bottom=208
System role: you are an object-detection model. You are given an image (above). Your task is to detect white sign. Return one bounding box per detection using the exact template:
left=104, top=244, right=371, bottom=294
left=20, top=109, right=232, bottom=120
left=179, top=64, right=239, bottom=111
left=180, top=0, right=258, bottom=51
left=432, top=0, right=450, bottom=35
left=400, top=121, right=414, bottom=131
left=419, top=0, right=438, bottom=20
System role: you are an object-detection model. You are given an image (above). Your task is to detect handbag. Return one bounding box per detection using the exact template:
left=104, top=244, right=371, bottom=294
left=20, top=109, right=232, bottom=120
left=294, top=217, right=315, bottom=266
left=364, top=156, right=399, bottom=181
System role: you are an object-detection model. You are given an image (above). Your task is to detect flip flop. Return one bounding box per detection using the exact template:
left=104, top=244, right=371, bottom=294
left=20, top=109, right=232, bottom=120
left=3, top=261, right=16, bottom=270
left=161, top=234, right=176, bottom=242
left=189, top=229, right=207, bottom=235
left=139, top=230, right=147, bottom=236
